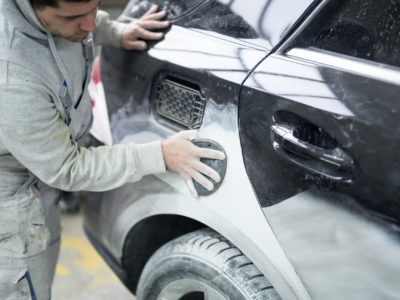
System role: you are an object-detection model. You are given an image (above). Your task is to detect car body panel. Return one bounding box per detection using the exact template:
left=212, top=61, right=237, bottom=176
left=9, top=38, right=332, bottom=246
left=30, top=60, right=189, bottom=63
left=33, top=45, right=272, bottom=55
left=238, top=1, right=400, bottom=298
left=240, top=50, right=400, bottom=218
left=83, top=0, right=400, bottom=299
left=83, top=20, right=312, bottom=298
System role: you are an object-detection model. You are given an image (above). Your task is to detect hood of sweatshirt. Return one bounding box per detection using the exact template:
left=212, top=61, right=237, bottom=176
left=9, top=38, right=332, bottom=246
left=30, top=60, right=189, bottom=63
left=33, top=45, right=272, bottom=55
left=0, top=0, right=48, bottom=40
left=0, top=0, right=96, bottom=147
left=0, top=0, right=91, bottom=105
left=0, top=0, right=77, bottom=106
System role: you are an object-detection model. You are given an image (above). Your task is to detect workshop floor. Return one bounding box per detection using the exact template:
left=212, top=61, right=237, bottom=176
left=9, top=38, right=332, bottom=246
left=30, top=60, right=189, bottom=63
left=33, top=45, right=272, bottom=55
left=53, top=211, right=135, bottom=300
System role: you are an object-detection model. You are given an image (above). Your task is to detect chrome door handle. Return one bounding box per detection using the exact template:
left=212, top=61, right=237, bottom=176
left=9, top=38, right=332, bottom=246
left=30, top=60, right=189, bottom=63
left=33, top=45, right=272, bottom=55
left=271, top=123, right=354, bottom=182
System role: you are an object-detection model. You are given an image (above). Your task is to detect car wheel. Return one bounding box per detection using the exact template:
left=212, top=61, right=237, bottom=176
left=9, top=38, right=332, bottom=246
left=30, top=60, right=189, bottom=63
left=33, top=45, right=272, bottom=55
left=136, top=228, right=281, bottom=300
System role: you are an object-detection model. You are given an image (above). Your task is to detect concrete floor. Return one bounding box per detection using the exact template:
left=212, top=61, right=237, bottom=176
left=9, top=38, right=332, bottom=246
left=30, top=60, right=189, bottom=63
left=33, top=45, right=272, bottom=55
left=52, top=211, right=135, bottom=300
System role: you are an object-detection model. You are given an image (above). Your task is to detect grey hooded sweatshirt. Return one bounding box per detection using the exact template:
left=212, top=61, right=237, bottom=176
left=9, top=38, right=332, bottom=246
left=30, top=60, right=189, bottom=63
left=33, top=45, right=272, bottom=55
left=0, top=0, right=165, bottom=201
left=0, top=0, right=166, bottom=200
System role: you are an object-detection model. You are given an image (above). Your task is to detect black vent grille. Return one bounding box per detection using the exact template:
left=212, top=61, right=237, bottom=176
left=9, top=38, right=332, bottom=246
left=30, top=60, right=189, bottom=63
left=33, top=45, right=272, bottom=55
left=153, top=76, right=206, bottom=129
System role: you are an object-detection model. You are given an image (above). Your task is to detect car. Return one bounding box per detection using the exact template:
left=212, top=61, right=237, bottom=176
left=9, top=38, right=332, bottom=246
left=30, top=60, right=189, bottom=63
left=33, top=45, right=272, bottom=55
left=82, top=0, right=400, bottom=299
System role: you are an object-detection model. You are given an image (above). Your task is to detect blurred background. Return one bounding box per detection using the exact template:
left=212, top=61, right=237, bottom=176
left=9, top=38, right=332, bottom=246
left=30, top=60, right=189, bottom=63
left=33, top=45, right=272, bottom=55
left=100, top=0, right=129, bottom=19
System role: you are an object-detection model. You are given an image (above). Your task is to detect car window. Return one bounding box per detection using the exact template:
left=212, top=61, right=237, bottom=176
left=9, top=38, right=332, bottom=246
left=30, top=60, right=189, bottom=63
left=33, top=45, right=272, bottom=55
left=310, top=0, right=400, bottom=67
left=176, top=0, right=259, bottom=39
left=177, top=0, right=316, bottom=49
left=123, top=0, right=204, bottom=19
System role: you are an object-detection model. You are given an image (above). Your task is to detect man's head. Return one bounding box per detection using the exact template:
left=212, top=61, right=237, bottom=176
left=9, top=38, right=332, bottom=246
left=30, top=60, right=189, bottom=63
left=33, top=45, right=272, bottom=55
left=30, top=0, right=100, bottom=42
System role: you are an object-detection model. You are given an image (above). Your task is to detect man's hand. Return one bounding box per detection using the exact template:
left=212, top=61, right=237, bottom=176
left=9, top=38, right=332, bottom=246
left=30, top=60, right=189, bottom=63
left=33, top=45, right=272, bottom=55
left=161, top=131, right=226, bottom=197
left=121, top=5, right=170, bottom=50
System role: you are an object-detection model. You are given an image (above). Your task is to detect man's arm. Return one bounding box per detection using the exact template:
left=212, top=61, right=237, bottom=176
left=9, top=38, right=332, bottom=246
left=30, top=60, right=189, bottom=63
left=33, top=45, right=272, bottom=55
left=0, top=75, right=223, bottom=195
left=0, top=81, right=166, bottom=192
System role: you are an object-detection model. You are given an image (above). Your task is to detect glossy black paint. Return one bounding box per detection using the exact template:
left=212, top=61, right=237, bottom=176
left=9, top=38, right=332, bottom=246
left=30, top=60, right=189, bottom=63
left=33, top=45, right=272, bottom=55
left=102, top=0, right=320, bottom=143
left=101, top=0, right=321, bottom=160
left=238, top=2, right=400, bottom=225
left=96, top=0, right=332, bottom=209
left=97, top=0, right=320, bottom=212
left=100, top=41, right=257, bottom=143
left=122, top=0, right=205, bottom=20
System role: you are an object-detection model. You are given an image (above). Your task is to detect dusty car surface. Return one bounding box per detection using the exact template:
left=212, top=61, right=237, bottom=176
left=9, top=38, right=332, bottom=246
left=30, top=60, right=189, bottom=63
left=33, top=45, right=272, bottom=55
left=82, top=0, right=400, bottom=299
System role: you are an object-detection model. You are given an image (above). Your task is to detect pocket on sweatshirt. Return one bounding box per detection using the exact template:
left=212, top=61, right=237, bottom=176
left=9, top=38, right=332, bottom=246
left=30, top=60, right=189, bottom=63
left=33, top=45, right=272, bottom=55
left=0, top=260, right=32, bottom=300
left=0, top=191, right=50, bottom=258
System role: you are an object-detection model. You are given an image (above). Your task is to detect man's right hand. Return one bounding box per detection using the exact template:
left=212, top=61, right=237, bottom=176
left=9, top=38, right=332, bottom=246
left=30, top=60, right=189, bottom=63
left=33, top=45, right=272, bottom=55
left=121, top=5, right=170, bottom=51
left=161, top=131, right=226, bottom=197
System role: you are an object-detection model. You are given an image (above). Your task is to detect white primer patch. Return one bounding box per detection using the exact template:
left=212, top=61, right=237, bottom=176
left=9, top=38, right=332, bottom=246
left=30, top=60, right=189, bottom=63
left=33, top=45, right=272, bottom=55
left=264, top=189, right=400, bottom=300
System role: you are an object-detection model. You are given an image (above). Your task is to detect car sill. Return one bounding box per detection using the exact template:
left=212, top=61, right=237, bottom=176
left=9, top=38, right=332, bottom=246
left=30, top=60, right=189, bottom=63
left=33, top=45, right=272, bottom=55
left=84, top=227, right=133, bottom=293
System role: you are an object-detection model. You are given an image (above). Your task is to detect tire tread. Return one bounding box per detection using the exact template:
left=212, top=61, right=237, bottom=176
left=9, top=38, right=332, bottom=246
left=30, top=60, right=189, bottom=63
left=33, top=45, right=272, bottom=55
left=137, top=228, right=281, bottom=300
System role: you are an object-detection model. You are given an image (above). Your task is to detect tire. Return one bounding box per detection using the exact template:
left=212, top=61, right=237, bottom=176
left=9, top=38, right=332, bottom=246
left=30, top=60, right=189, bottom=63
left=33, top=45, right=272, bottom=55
left=136, top=228, right=281, bottom=300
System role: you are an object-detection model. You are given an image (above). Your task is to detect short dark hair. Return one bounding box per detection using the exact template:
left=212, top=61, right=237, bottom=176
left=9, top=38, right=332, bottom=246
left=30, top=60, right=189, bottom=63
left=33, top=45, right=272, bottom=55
left=30, top=0, right=92, bottom=9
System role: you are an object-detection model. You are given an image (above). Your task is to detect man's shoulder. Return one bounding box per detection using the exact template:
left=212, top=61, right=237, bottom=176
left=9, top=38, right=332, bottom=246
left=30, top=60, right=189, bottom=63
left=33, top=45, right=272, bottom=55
left=0, top=26, right=56, bottom=85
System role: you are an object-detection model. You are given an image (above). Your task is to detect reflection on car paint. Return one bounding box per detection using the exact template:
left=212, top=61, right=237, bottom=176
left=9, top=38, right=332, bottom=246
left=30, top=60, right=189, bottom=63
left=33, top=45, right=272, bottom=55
left=246, top=53, right=354, bottom=116
left=148, top=26, right=267, bottom=84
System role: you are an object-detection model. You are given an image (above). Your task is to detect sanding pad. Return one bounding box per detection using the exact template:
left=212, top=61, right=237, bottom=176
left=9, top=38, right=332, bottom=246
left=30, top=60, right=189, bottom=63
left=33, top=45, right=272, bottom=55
left=192, top=139, right=227, bottom=196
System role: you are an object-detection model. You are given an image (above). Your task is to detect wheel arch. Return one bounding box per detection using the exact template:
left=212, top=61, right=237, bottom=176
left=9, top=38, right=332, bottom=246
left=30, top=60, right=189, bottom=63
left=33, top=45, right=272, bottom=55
left=121, top=214, right=206, bottom=294
left=119, top=209, right=307, bottom=300
left=103, top=174, right=309, bottom=299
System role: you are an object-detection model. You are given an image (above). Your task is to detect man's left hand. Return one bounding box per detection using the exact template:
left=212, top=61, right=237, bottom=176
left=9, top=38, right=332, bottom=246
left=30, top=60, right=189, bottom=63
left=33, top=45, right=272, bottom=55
left=121, top=5, right=170, bottom=50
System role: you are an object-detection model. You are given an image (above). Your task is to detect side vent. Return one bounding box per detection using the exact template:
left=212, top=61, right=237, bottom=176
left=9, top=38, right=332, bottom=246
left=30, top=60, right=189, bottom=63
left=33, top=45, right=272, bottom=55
left=152, top=75, right=206, bottom=129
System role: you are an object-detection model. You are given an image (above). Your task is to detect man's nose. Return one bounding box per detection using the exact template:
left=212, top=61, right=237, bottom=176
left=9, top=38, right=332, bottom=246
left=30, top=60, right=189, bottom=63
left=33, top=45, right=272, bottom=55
left=80, top=13, right=97, bottom=32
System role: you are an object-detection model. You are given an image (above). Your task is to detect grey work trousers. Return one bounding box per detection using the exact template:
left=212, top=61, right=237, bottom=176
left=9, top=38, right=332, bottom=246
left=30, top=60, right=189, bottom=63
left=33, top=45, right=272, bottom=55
left=0, top=182, right=61, bottom=300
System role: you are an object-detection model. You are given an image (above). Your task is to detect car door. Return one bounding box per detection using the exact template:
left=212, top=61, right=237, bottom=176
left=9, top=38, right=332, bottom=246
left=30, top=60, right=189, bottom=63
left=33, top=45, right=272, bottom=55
left=239, top=0, right=400, bottom=298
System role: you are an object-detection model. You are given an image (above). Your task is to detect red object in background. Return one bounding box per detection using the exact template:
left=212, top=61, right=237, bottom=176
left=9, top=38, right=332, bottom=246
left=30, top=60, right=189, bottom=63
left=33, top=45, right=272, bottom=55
left=90, top=58, right=102, bottom=108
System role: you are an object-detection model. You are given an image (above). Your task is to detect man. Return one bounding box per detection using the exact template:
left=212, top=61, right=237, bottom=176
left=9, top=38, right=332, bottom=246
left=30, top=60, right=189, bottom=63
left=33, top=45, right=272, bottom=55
left=0, top=0, right=225, bottom=299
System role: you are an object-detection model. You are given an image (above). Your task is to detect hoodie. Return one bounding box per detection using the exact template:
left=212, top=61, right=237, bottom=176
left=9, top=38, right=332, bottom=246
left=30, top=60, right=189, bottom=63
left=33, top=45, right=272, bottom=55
left=0, top=0, right=166, bottom=199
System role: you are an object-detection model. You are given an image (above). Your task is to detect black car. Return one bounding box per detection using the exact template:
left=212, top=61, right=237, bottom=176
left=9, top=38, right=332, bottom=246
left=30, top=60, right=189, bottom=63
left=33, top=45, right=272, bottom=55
left=83, top=0, right=400, bottom=299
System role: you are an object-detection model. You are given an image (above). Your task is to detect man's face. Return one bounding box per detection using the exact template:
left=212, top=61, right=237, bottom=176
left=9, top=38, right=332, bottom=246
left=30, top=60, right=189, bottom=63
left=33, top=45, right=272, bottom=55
left=33, top=0, right=100, bottom=42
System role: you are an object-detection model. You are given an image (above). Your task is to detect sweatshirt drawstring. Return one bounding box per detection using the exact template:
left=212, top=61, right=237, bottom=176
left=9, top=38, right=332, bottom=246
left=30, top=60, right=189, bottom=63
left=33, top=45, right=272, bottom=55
left=47, top=33, right=72, bottom=92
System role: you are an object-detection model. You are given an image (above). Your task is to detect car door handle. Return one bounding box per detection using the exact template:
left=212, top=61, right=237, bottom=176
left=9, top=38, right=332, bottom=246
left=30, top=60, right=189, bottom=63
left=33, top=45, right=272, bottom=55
left=271, top=123, right=355, bottom=182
